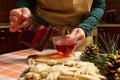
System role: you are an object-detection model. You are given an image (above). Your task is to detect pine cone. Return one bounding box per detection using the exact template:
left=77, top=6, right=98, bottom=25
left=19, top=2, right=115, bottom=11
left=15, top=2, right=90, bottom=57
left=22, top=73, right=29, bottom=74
left=104, top=51, right=120, bottom=80
left=81, top=44, right=100, bottom=58
left=80, top=44, right=107, bottom=78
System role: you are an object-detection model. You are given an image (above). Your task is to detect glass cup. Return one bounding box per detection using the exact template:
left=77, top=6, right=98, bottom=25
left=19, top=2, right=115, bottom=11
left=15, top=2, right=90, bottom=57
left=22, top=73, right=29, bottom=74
left=52, top=36, right=77, bottom=56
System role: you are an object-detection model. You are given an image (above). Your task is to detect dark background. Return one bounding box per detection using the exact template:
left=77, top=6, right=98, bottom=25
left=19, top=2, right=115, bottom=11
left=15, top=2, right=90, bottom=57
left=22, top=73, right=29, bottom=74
left=0, top=0, right=120, bottom=54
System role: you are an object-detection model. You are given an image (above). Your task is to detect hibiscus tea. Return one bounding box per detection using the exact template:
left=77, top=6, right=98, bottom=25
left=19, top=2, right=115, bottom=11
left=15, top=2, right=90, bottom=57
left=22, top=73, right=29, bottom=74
left=53, top=36, right=77, bottom=56
left=19, top=15, right=58, bottom=51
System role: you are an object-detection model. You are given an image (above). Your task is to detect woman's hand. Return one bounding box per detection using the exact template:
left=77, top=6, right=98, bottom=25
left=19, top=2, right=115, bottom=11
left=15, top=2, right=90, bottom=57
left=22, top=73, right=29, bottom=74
left=66, top=28, right=86, bottom=47
left=9, top=7, right=31, bottom=32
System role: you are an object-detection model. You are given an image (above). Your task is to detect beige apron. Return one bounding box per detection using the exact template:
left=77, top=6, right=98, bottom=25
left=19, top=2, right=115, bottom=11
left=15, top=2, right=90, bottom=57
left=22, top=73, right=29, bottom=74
left=35, top=0, right=93, bottom=51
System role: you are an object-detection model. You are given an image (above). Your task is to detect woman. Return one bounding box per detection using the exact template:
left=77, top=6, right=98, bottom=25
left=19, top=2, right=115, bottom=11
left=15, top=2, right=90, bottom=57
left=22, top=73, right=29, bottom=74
left=9, top=0, right=105, bottom=50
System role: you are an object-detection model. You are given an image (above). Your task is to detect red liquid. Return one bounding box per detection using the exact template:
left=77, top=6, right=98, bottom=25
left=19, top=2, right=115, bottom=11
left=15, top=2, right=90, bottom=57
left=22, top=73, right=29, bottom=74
left=54, top=43, right=76, bottom=56
left=19, top=27, right=58, bottom=51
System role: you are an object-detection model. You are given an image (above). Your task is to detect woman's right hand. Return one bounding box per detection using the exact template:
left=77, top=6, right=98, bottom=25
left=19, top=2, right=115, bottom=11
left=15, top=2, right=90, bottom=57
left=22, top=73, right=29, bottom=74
left=9, top=7, right=31, bottom=32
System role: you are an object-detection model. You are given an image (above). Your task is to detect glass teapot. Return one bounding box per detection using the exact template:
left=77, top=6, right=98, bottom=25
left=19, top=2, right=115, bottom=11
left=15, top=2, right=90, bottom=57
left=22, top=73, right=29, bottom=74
left=19, top=15, right=58, bottom=51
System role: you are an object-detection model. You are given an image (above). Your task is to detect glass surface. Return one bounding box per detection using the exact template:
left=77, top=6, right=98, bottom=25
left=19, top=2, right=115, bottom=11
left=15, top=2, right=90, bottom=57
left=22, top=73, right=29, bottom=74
left=52, top=36, right=77, bottom=56
left=19, top=16, right=58, bottom=51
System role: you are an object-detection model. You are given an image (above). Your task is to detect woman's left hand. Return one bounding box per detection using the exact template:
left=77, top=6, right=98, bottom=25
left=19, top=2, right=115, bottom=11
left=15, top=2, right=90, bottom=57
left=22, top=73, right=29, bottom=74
left=66, top=28, right=86, bottom=47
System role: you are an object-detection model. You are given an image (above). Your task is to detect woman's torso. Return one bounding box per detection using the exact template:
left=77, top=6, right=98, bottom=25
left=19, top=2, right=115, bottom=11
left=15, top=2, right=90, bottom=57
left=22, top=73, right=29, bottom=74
left=35, top=0, right=93, bottom=27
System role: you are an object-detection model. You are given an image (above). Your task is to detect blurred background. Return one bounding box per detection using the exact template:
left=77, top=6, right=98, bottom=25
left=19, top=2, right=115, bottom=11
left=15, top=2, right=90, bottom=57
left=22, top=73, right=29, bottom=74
left=0, top=0, right=120, bottom=54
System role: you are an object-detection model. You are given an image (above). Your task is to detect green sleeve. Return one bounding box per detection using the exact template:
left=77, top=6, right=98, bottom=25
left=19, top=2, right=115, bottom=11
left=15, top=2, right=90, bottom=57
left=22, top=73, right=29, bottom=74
left=77, top=0, right=105, bottom=36
left=16, top=0, right=35, bottom=12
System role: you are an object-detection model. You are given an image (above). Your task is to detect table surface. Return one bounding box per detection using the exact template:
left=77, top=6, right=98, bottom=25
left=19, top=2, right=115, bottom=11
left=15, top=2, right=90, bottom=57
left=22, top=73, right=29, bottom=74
left=0, top=49, right=42, bottom=80
left=0, top=48, right=81, bottom=80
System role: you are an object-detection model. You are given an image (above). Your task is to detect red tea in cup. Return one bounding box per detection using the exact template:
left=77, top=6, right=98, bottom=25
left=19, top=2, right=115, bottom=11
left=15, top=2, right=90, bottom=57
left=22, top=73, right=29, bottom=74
left=52, top=36, right=77, bottom=56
